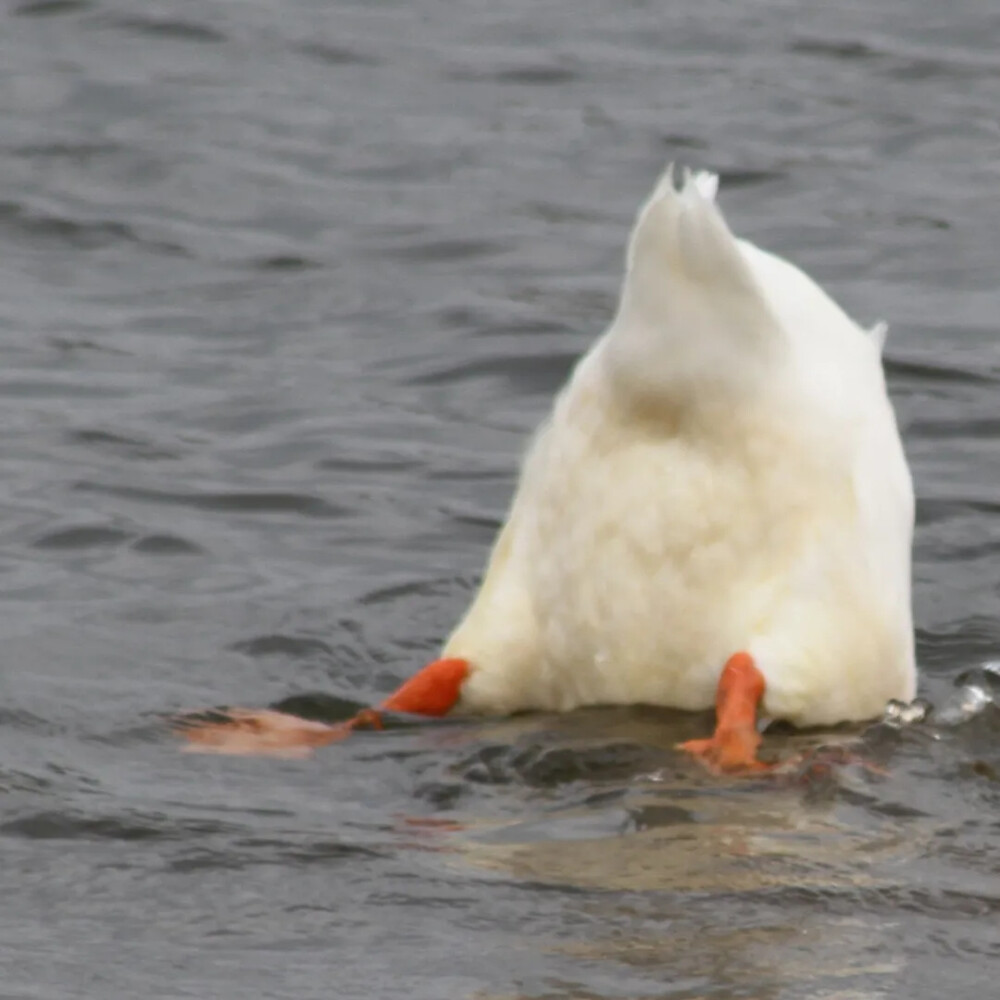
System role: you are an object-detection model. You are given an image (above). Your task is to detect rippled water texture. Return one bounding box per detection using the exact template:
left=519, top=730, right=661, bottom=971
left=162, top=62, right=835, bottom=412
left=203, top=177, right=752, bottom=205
left=2, top=1, right=1000, bottom=997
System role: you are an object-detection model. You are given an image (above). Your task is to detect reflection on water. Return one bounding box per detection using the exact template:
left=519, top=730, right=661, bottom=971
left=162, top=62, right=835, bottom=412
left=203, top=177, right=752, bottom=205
left=397, top=707, right=994, bottom=998
left=2, top=0, right=1000, bottom=997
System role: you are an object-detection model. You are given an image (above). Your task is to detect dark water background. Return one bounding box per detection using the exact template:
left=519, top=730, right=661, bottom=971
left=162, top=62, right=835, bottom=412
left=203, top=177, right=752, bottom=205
left=3, top=1, right=1000, bottom=997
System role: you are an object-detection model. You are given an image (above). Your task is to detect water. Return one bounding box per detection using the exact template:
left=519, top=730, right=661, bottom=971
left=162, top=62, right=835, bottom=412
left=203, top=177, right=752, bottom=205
left=2, top=0, right=1000, bottom=997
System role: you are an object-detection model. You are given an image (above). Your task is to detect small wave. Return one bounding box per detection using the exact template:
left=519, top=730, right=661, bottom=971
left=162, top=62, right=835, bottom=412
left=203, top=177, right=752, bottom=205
left=0, top=376, right=130, bottom=400
left=167, top=836, right=385, bottom=873
left=248, top=254, right=322, bottom=272
left=315, top=453, right=421, bottom=475
left=130, top=534, right=203, bottom=556
left=296, top=41, right=379, bottom=67
left=435, top=306, right=575, bottom=340
left=12, top=0, right=88, bottom=16
left=917, top=616, right=1000, bottom=668
left=340, top=156, right=468, bottom=184
left=894, top=213, right=951, bottom=232
left=32, top=525, right=130, bottom=551
left=268, top=692, right=367, bottom=723
left=229, top=635, right=335, bottom=659
left=12, top=141, right=118, bottom=161
left=717, top=168, right=787, bottom=188
left=0, top=767, right=53, bottom=795
left=457, top=739, right=669, bottom=790
left=407, top=351, right=577, bottom=394
left=792, top=34, right=1000, bottom=82
left=0, top=709, right=51, bottom=732
left=446, top=62, right=579, bottom=85
left=376, top=237, right=510, bottom=264
left=0, top=810, right=230, bottom=843
left=908, top=415, right=1000, bottom=440
left=358, top=578, right=454, bottom=608
left=73, top=482, right=348, bottom=519
left=934, top=664, right=1000, bottom=726
left=791, top=38, right=881, bottom=61
left=659, top=132, right=710, bottom=152
left=67, top=428, right=181, bottom=462
left=100, top=15, right=226, bottom=44
left=885, top=354, right=997, bottom=387
left=916, top=496, right=1000, bottom=527
left=446, top=510, right=503, bottom=535
left=0, top=200, right=186, bottom=256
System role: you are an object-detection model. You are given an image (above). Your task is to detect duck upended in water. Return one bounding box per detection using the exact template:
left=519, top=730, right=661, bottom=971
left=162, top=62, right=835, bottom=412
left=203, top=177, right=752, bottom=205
left=181, top=168, right=916, bottom=771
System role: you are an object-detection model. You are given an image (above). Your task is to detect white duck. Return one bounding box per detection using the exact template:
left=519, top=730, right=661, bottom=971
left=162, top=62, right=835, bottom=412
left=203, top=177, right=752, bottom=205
left=183, top=168, right=916, bottom=771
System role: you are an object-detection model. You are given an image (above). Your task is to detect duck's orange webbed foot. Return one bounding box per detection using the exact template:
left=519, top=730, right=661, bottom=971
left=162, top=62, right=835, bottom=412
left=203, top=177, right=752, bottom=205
left=176, top=708, right=352, bottom=757
left=678, top=652, right=773, bottom=775
left=176, top=657, right=470, bottom=757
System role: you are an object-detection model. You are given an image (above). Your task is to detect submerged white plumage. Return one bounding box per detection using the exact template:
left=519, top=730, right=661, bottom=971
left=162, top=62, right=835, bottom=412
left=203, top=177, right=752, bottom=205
left=442, top=168, right=915, bottom=728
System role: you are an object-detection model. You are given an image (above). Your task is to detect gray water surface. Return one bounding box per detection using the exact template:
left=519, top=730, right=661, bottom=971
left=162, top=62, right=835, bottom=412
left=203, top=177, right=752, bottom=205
left=2, top=1, right=1000, bottom=998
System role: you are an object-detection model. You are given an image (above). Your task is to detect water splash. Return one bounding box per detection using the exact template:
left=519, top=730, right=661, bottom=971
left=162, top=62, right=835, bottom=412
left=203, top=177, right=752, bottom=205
left=933, top=661, right=1000, bottom=726
left=880, top=697, right=932, bottom=728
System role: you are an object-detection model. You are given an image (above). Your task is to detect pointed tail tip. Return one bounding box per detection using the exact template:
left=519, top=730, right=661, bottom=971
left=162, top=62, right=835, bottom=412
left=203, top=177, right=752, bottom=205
left=870, top=321, right=889, bottom=352
left=628, top=163, right=742, bottom=287
left=653, top=164, right=719, bottom=204
left=690, top=170, right=719, bottom=202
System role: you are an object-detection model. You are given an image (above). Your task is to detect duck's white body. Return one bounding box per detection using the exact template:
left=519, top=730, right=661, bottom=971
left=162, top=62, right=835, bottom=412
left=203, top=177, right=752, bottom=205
left=443, top=169, right=915, bottom=728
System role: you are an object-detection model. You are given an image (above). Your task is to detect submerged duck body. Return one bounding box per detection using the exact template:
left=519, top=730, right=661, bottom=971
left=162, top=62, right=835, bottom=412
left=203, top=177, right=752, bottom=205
left=182, top=168, right=916, bottom=768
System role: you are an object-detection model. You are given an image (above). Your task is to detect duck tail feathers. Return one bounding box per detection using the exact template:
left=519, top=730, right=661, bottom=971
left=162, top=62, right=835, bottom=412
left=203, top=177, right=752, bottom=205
left=607, top=166, right=784, bottom=397
left=870, top=321, right=889, bottom=352
left=625, top=167, right=757, bottom=295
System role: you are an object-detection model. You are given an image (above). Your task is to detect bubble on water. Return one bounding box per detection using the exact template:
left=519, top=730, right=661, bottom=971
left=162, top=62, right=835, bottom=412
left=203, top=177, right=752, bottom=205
left=881, top=697, right=932, bottom=728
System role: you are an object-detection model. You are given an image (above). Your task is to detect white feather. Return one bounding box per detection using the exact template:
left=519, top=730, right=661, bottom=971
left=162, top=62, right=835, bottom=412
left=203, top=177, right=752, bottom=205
left=442, top=167, right=915, bottom=727
left=870, top=321, right=889, bottom=352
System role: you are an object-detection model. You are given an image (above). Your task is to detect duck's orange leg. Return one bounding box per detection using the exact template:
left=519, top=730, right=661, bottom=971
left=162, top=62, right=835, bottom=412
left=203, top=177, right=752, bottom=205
left=678, top=652, right=771, bottom=774
left=379, top=657, right=469, bottom=716
left=177, top=657, right=470, bottom=756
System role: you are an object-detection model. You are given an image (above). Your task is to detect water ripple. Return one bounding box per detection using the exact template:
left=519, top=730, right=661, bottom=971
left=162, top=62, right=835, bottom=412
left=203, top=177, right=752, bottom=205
left=2, top=2, right=999, bottom=997
left=99, top=15, right=227, bottom=44
left=12, top=0, right=88, bottom=16
left=0, top=200, right=185, bottom=256
left=73, top=482, right=348, bottom=519
left=32, top=525, right=131, bottom=550
left=0, top=810, right=231, bottom=843
left=296, top=41, right=380, bottom=67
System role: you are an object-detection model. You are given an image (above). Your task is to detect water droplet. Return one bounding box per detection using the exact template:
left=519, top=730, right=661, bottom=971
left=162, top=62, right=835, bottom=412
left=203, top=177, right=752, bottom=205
left=881, top=697, right=931, bottom=727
